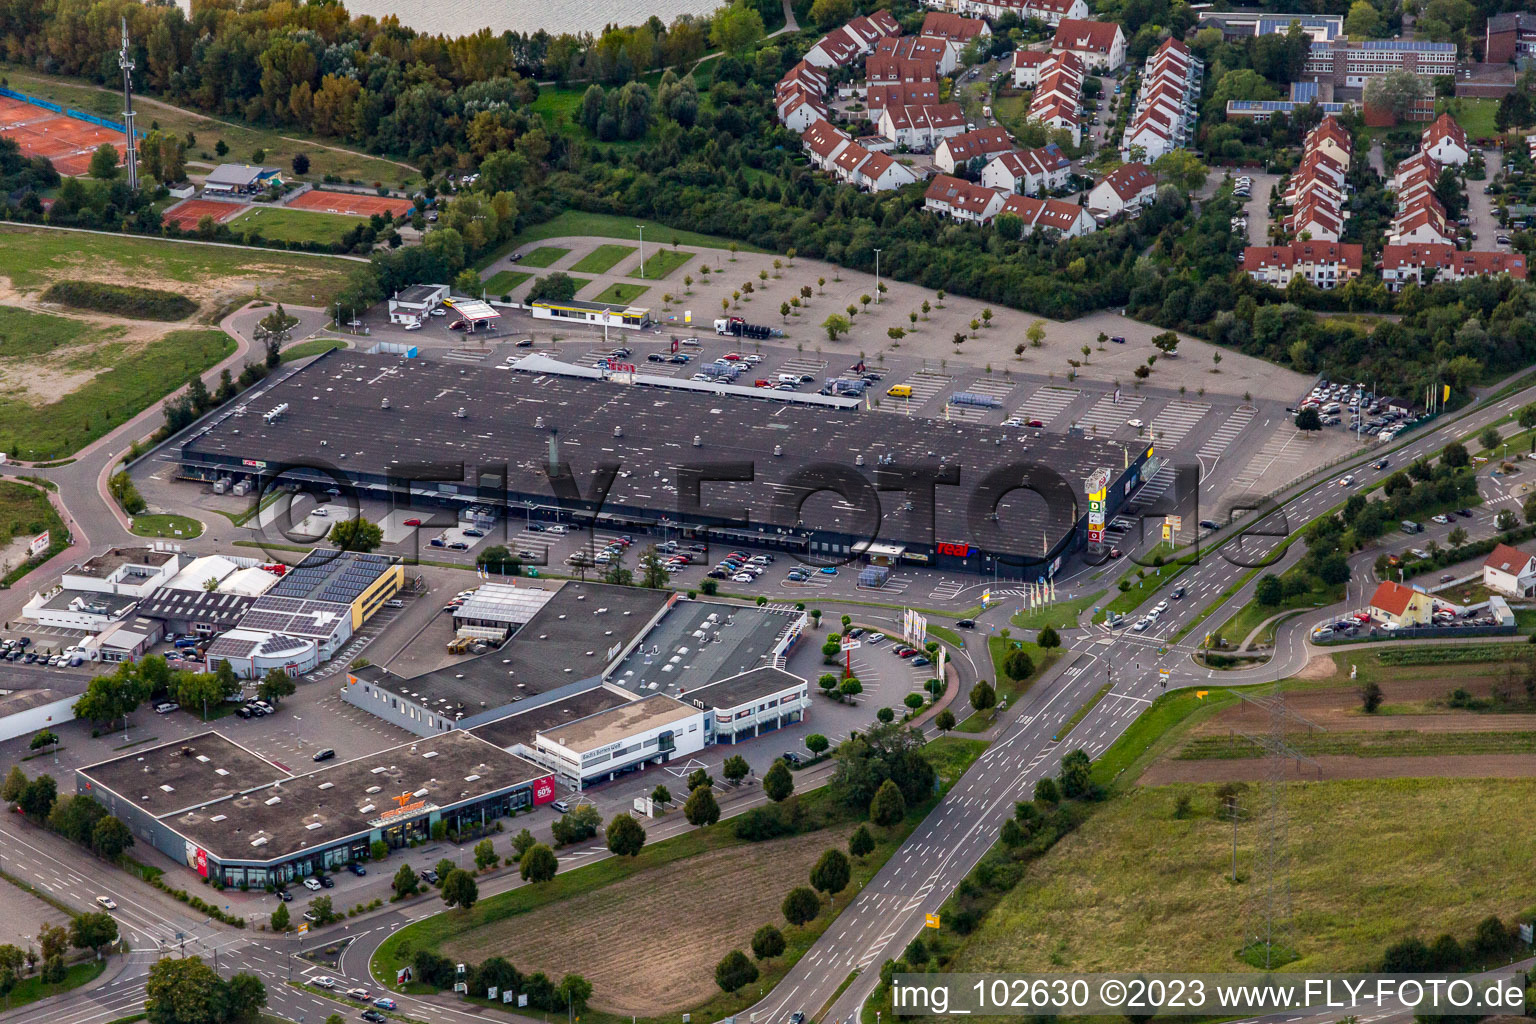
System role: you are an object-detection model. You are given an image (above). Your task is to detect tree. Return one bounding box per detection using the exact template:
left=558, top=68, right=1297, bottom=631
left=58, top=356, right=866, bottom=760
left=92, top=814, right=134, bottom=859
left=520, top=843, right=558, bottom=883
left=70, top=912, right=118, bottom=956
left=763, top=759, right=794, bottom=802
left=810, top=848, right=851, bottom=897
left=688, top=767, right=714, bottom=791
left=722, top=754, right=750, bottom=783
left=1037, top=625, right=1061, bottom=650
left=1360, top=681, right=1384, bottom=713
left=1363, top=69, right=1428, bottom=123
left=969, top=679, right=997, bottom=714
left=270, top=902, right=290, bottom=931
left=849, top=823, right=875, bottom=858
left=839, top=677, right=863, bottom=702
left=752, top=923, right=786, bottom=960
left=1295, top=407, right=1322, bottom=431
left=1442, top=441, right=1470, bottom=467
left=88, top=143, right=120, bottom=180
left=1254, top=573, right=1285, bottom=606
left=1, top=766, right=25, bottom=803
left=805, top=734, right=829, bottom=755
left=527, top=273, right=580, bottom=303
left=19, top=774, right=57, bottom=820
left=1344, top=0, right=1381, bottom=36
left=870, top=778, right=906, bottom=827
left=551, top=804, right=602, bottom=845
left=684, top=785, right=720, bottom=826
left=474, top=838, right=500, bottom=871
left=709, top=1, right=765, bottom=53
left=1035, top=776, right=1060, bottom=804
left=1151, top=150, right=1208, bottom=193
left=291, top=152, right=310, bottom=175
left=1004, top=649, right=1034, bottom=681
left=511, top=827, right=537, bottom=861
left=822, top=313, right=851, bottom=341
left=441, top=868, right=479, bottom=910
left=714, top=949, right=758, bottom=993
left=638, top=545, right=670, bottom=589
left=40, top=955, right=65, bottom=985
left=650, top=784, right=672, bottom=806
left=1480, top=425, right=1503, bottom=452
left=808, top=0, right=853, bottom=27
left=392, top=863, right=419, bottom=899
left=29, top=729, right=57, bottom=753
left=257, top=668, right=296, bottom=706
left=328, top=516, right=382, bottom=552
left=782, top=886, right=820, bottom=926
left=144, top=956, right=230, bottom=1024
left=308, top=896, right=336, bottom=925
left=1058, top=748, right=1096, bottom=800
left=606, top=813, right=646, bottom=856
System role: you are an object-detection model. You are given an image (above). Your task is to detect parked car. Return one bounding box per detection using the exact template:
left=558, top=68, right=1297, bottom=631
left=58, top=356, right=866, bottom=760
left=313, top=748, right=336, bottom=762
left=303, top=877, right=323, bottom=891
left=275, top=888, right=293, bottom=902
left=154, top=701, right=179, bottom=715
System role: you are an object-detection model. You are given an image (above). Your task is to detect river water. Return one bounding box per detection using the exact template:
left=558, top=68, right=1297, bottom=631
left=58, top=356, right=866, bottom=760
left=335, top=0, right=719, bottom=37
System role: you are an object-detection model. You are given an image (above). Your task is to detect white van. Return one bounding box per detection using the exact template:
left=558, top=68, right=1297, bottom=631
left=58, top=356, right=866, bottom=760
left=546, top=524, right=568, bottom=535
left=777, top=374, right=801, bottom=385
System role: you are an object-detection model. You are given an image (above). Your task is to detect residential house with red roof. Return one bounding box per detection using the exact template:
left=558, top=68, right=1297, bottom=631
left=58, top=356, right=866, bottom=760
left=1483, top=543, right=1536, bottom=597
left=878, top=103, right=968, bottom=149
left=998, top=194, right=1097, bottom=238
left=1087, top=161, right=1156, bottom=217
left=1027, top=51, right=1085, bottom=146
left=865, top=82, right=942, bottom=122
left=1121, top=38, right=1201, bottom=161
left=934, top=127, right=1015, bottom=174
left=1051, top=19, right=1126, bottom=71
left=1240, top=242, right=1363, bottom=289
left=1368, top=580, right=1433, bottom=627
left=1421, top=113, right=1469, bottom=166
left=801, top=119, right=852, bottom=171
left=1378, top=243, right=1527, bottom=291
left=1012, top=48, right=1052, bottom=87
left=981, top=144, right=1072, bottom=194
left=921, top=11, right=991, bottom=43
left=873, top=34, right=956, bottom=75
left=804, top=10, right=902, bottom=68
left=924, top=175, right=1007, bottom=224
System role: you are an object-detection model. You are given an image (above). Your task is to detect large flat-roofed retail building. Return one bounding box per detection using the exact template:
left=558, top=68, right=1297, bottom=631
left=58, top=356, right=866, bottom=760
left=530, top=693, right=707, bottom=787
left=176, top=350, right=1154, bottom=575
left=342, top=582, right=675, bottom=736
left=77, top=731, right=554, bottom=886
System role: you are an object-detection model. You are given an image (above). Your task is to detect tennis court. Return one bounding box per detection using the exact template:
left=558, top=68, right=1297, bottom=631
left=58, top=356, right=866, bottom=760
left=0, top=95, right=128, bottom=177
left=287, top=189, right=414, bottom=218
left=164, top=198, right=246, bottom=230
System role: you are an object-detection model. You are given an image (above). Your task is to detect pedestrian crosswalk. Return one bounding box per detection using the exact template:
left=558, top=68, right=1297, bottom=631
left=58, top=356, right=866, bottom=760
left=947, top=375, right=1016, bottom=421
left=1077, top=393, right=1144, bottom=435
left=1014, top=385, right=1078, bottom=425
left=1150, top=400, right=1210, bottom=449
left=1197, top=405, right=1255, bottom=465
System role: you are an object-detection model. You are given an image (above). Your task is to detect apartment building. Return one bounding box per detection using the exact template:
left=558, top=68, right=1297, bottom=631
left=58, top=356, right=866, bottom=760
left=926, top=0, right=1089, bottom=27
left=873, top=33, right=957, bottom=76
left=1240, top=242, right=1364, bottom=289
left=935, top=127, right=1015, bottom=174
left=1012, top=48, right=1053, bottom=87
left=980, top=144, right=1073, bottom=194
left=1027, top=50, right=1086, bottom=146
left=921, top=11, right=991, bottom=44
left=865, top=81, right=943, bottom=121
left=924, top=174, right=1008, bottom=223
left=1421, top=113, right=1470, bottom=166
left=1087, top=161, right=1156, bottom=217
left=1122, top=38, right=1202, bottom=161
left=804, top=10, right=903, bottom=68
left=879, top=103, right=968, bottom=149
left=1378, top=244, right=1527, bottom=290
left=998, top=193, right=1097, bottom=237
left=1196, top=11, right=1343, bottom=42
left=1282, top=116, right=1353, bottom=242
left=1051, top=19, right=1126, bottom=71
left=802, top=118, right=852, bottom=170
left=1485, top=12, right=1536, bottom=65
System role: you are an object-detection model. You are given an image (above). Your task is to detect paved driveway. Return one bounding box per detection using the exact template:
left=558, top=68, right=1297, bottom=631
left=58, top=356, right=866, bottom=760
left=1465, top=147, right=1504, bottom=247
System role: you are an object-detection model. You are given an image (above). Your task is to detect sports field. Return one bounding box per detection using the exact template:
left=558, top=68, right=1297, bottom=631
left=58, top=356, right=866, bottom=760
left=287, top=189, right=414, bottom=218
left=0, top=93, right=125, bottom=176
left=232, top=207, right=358, bottom=245
left=164, top=198, right=245, bottom=231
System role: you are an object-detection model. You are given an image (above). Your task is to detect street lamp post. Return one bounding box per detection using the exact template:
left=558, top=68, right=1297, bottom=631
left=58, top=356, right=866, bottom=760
left=873, top=249, right=882, bottom=303
left=637, top=225, right=645, bottom=280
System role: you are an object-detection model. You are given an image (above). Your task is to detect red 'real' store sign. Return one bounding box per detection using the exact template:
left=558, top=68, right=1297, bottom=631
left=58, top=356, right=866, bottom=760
left=532, top=776, right=557, bottom=805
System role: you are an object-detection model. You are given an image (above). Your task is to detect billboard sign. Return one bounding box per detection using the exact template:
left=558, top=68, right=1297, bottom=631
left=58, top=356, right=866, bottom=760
left=27, top=531, right=48, bottom=558
left=1086, top=467, right=1109, bottom=545
left=532, top=775, right=558, bottom=806
left=184, top=840, right=209, bottom=877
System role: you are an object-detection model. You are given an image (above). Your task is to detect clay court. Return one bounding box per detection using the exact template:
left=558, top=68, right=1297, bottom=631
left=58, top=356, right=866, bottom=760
left=287, top=189, right=413, bottom=218
left=164, top=198, right=246, bottom=231
left=0, top=94, right=127, bottom=177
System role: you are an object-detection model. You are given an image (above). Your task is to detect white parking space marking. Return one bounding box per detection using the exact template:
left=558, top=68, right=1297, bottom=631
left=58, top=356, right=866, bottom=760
left=887, top=369, right=951, bottom=411
left=775, top=356, right=828, bottom=379
left=1197, top=405, right=1256, bottom=468
left=1014, top=385, right=1078, bottom=426
left=1228, top=426, right=1310, bottom=492
left=1149, top=400, right=1210, bottom=448
left=1076, top=393, right=1144, bottom=436
left=947, top=375, right=1016, bottom=422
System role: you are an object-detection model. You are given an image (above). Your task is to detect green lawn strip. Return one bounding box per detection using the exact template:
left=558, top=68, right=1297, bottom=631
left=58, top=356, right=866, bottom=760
left=484, top=270, right=532, bottom=297
left=476, top=211, right=770, bottom=270
left=280, top=337, right=348, bottom=363
left=2, top=959, right=106, bottom=1009
left=517, top=246, right=570, bottom=268
left=0, top=480, right=68, bottom=584
left=1179, top=729, right=1536, bottom=760
left=1010, top=589, right=1103, bottom=631
left=1056, top=683, right=1112, bottom=742
left=0, top=328, right=235, bottom=460
left=0, top=225, right=356, bottom=308
left=105, top=1014, right=147, bottom=1024
left=568, top=245, right=637, bottom=275
left=231, top=207, right=359, bottom=246
left=1210, top=580, right=1344, bottom=651
left=1374, top=643, right=1531, bottom=667
left=129, top=514, right=203, bottom=539
left=631, top=249, right=694, bottom=279
left=588, top=282, right=650, bottom=305
left=373, top=739, right=988, bottom=1024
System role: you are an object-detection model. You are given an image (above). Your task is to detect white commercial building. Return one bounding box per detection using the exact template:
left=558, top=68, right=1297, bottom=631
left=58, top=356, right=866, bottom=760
left=387, top=284, right=450, bottom=326
left=531, top=693, right=707, bottom=788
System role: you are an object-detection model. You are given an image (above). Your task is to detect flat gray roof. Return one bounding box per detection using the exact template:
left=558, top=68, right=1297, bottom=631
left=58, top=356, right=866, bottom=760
left=359, top=581, right=670, bottom=716
left=684, top=667, right=806, bottom=711
left=470, top=684, right=636, bottom=751
left=609, top=600, right=798, bottom=698
left=537, top=693, right=698, bottom=754
left=69, top=547, right=176, bottom=579
left=156, top=731, right=546, bottom=863
left=181, top=351, right=1141, bottom=555
left=79, top=732, right=287, bottom=818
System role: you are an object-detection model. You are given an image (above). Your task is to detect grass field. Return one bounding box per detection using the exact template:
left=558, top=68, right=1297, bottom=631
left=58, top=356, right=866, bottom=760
left=232, top=207, right=358, bottom=246
left=129, top=513, right=203, bottom=539
left=1442, top=97, right=1501, bottom=139
left=1213, top=578, right=1343, bottom=650
left=4, top=959, right=107, bottom=1011
left=280, top=338, right=347, bottom=363
left=0, top=328, right=234, bottom=459
left=0, top=480, right=65, bottom=551
left=1010, top=589, right=1103, bottom=631
left=484, top=270, right=532, bottom=296
left=478, top=212, right=770, bottom=270
left=518, top=246, right=570, bottom=268
left=941, top=776, right=1536, bottom=974
left=570, top=244, right=637, bottom=275
left=633, top=249, right=694, bottom=279
left=0, top=225, right=358, bottom=308
left=0, top=304, right=120, bottom=359
left=0, top=64, right=416, bottom=186
left=589, top=282, right=650, bottom=304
